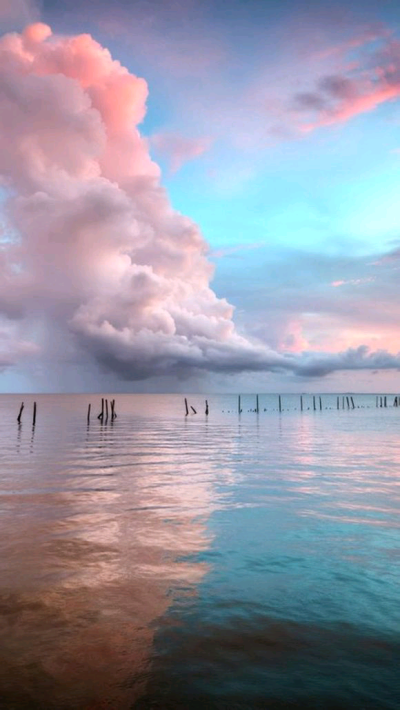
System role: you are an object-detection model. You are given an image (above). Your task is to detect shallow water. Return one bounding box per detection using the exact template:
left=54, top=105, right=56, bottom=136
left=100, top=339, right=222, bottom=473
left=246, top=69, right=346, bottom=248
left=0, top=393, right=400, bottom=709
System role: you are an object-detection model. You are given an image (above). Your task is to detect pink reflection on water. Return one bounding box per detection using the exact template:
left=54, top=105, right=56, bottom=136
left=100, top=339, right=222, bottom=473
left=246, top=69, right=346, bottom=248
left=0, top=411, right=221, bottom=708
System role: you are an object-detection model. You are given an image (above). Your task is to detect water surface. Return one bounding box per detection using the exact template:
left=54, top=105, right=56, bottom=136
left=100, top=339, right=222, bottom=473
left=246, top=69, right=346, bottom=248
left=0, top=393, right=400, bottom=708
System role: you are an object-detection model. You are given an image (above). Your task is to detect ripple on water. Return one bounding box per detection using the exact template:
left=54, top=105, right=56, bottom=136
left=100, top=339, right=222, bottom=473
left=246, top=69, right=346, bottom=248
left=0, top=393, right=400, bottom=708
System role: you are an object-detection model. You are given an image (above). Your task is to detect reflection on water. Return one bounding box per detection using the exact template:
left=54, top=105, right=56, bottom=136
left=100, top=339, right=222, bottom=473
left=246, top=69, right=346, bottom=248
left=0, top=395, right=217, bottom=708
left=0, top=393, right=400, bottom=708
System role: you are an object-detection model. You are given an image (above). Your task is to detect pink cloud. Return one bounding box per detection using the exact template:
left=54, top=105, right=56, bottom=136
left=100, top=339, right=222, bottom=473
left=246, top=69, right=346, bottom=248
left=1, top=23, right=400, bottom=383
left=234, top=24, right=400, bottom=146
left=69, top=5, right=400, bottom=154
left=0, top=23, right=302, bottom=381
left=210, top=242, right=266, bottom=259
left=331, top=277, right=375, bottom=287
left=301, top=82, right=400, bottom=132
left=279, top=319, right=310, bottom=354
left=295, top=38, right=400, bottom=132
left=151, top=133, right=213, bottom=173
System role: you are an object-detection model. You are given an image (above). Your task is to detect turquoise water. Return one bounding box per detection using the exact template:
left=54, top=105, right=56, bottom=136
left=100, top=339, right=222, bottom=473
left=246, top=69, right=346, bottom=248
left=0, top=393, right=399, bottom=708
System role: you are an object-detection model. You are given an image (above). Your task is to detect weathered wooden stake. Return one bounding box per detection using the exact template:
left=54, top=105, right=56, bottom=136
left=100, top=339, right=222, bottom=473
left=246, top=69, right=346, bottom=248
left=238, top=395, right=241, bottom=414
left=278, top=395, right=282, bottom=413
left=32, top=401, right=37, bottom=426
left=205, top=400, right=209, bottom=415
left=313, top=396, right=316, bottom=411
left=17, top=402, right=24, bottom=424
left=346, top=396, right=350, bottom=409
left=112, top=399, right=117, bottom=419
left=376, top=396, right=378, bottom=407
left=256, top=395, right=259, bottom=413
left=98, top=398, right=104, bottom=420
left=300, top=395, right=303, bottom=411
left=87, top=403, right=91, bottom=424
left=380, top=396, right=383, bottom=408
left=319, top=396, right=322, bottom=411
left=190, top=405, right=197, bottom=414
left=384, top=396, right=387, bottom=408
left=337, top=396, right=339, bottom=410
left=342, top=396, right=345, bottom=409
left=351, top=396, right=355, bottom=409
left=184, top=398, right=189, bottom=416
left=105, top=399, right=109, bottom=421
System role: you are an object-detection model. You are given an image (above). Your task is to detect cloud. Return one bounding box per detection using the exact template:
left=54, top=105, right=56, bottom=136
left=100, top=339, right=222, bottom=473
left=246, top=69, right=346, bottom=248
left=0, top=322, right=38, bottom=370
left=331, top=277, right=375, bottom=287
left=210, top=242, right=266, bottom=259
left=215, top=241, right=400, bottom=359
left=1, top=23, right=400, bottom=385
left=63, top=1, right=400, bottom=157
left=151, top=133, right=212, bottom=173
left=0, top=23, right=296, bottom=382
left=294, top=39, right=400, bottom=132
left=294, top=345, right=400, bottom=378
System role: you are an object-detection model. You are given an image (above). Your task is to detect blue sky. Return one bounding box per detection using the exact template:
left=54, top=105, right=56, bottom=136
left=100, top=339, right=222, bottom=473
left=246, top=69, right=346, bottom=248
left=1, top=0, right=400, bottom=392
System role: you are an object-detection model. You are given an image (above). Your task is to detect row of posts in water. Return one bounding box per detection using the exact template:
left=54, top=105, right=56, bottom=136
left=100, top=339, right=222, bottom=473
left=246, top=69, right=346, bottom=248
left=185, top=394, right=400, bottom=415
left=14, top=394, right=400, bottom=425
left=16, top=398, right=118, bottom=426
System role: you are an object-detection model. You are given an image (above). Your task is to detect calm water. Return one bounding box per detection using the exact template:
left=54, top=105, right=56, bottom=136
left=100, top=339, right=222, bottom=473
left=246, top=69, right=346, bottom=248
left=0, top=393, right=400, bottom=709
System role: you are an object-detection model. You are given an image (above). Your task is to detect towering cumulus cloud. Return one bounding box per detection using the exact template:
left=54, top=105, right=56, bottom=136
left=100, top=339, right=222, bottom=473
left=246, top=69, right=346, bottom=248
left=1, top=24, right=400, bottom=383
left=0, top=23, right=284, bottom=380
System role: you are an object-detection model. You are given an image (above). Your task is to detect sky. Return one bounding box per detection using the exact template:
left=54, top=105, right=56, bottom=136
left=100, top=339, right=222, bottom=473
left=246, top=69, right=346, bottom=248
left=0, top=0, right=400, bottom=393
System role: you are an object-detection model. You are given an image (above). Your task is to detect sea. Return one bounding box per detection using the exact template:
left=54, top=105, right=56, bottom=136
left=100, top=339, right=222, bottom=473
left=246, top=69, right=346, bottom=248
left=0, top=392, right=399, bottom=709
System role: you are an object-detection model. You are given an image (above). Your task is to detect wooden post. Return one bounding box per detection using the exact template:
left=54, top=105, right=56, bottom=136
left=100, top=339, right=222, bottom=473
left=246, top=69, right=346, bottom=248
left=313, top=396, right=316, bottom=411
left=376, top=396, right=378, bottom=407
left=205, top=400, right=209, bottom=415
left=351, top=396, right=355, bottom=409
left=256, top=395, right=259, bottom=413
left=32, top=401, right=37, bottom=426
left=300, top=395, right=303, bottom=412
left=337, top=396, right=339, bottom=410
left=17, top=402, right=24, bottom=424
left=319, top=396, right=322, bottom=411
left=380, top=396, right=382, bottom=408
left=342, top=396, right=345, bottom=409
left=87, top=403, right=91, bottom=424
left=278, top=395, right=282, bottom=413
left=112, top=399, right=117, bottom=419
left=184, top=398, right=189, bottom=416
left=346, top=396, right=350, bottom=409
left=98, top=398, right=104, bottom=420
left=190, top=405, right=197, bottom=414
left=105, top=399, right=109, bottom=421
left=238, top=395, right=241, bottom=414
left=384, top=396, right=387, bottom=408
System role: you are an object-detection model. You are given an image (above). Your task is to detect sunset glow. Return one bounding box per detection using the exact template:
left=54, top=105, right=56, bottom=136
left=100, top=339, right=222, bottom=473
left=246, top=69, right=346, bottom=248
left=1, top=0, right=400, bottom=392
